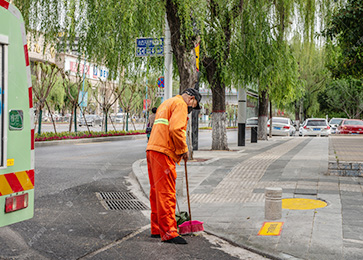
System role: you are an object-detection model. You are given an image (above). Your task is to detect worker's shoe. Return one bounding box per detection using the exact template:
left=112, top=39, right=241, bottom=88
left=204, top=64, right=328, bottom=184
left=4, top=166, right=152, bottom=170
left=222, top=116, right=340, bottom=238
left=150, top=234, right=161, bottom=238
left=163, top=236, right=188, bottom=244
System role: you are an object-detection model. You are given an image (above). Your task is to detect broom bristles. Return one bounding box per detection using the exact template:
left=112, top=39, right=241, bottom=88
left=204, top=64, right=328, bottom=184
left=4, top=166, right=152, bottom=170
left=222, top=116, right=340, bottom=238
left=179, top=220, right=204, bottom=235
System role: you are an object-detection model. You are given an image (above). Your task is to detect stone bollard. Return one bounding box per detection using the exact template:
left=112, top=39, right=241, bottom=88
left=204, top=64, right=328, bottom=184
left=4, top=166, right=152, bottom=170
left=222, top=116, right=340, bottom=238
left=265, top=187, right=282, bottom=220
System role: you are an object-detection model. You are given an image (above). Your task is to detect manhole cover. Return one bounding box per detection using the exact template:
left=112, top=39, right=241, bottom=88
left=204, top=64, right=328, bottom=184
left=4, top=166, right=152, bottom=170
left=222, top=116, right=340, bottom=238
left=282, top=198, right=327, bottom=210
left=97, top=192, right=148, bottom=211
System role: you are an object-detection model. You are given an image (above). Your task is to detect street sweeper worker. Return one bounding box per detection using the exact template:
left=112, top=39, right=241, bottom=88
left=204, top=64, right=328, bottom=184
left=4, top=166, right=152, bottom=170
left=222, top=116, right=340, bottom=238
left=146, top=88, right=202, bottom=244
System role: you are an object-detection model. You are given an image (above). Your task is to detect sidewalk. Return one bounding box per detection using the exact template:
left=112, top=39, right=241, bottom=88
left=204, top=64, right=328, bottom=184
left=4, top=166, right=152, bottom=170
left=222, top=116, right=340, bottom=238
left=132, top=136, right=363, bottom=260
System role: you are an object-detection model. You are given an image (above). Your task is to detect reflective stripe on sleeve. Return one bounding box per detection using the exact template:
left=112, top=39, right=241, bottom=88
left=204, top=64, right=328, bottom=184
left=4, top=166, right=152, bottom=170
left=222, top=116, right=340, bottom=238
left=154, top=118, right=169, bottom=126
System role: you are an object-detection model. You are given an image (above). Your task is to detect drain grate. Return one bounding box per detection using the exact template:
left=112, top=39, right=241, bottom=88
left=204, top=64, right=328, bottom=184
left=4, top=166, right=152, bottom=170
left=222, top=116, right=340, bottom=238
left=97, top=192, right=148, bottom=211
left=105, top=200, right=148, bottom=210
left=99, top=191, right=137, bottom=200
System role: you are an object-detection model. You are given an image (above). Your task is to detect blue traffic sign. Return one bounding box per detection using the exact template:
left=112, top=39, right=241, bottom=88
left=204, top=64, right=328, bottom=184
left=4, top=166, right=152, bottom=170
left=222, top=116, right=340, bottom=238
left=136, top=38, right=164, bottom=57
left=157, top=76, right=164, bottom=88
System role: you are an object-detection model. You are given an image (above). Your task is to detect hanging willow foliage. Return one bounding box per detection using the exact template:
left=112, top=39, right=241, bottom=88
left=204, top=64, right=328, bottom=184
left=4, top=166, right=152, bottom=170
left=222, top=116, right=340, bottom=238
left=13, top=0, right=341, bottom=114
left=14, top=0, right=166, bottom=77
left=14, top=0, right=337, bottom=91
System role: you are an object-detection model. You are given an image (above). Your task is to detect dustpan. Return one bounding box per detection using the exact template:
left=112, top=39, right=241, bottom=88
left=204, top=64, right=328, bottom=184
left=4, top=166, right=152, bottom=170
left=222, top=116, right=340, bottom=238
left=178, top=160, right=204, bottom=235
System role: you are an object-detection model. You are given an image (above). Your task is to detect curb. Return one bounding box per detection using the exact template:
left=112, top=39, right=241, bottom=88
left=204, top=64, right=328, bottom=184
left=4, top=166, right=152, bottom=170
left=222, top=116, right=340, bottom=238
left=203, top=230, right=301, bottom=260
left=35, top=134, right=147, bottom=147
left=131, top=159, right=149, bottom=198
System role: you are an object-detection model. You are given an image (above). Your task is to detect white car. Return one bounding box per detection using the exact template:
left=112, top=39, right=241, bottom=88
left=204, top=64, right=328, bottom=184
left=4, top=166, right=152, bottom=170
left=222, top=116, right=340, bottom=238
left=301, top=118, right=331, bottom=137
left=267, top=117, right=296, bottom=136
left=329, top=118, right=346, bottom=134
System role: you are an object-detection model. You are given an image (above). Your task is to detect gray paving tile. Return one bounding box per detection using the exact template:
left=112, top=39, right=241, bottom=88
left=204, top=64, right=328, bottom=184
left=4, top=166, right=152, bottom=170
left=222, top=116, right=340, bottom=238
left=342, top=225, right=363, bottom=241
left=343, top=249, right=363, bottom=260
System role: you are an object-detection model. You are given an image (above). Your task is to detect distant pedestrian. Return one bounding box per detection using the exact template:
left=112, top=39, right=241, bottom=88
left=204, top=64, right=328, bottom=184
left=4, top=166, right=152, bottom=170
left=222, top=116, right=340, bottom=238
left=146, top=107, right=157, bottom=141
left=146, top=88, right=201, bottom=244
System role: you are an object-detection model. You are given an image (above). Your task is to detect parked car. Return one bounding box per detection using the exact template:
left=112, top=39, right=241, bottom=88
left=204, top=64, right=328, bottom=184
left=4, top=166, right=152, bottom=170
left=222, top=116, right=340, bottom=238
left=246, top=117, right=258, bottom=127
left=301, top=118, right=330, bottom=137
left=267, top=117, right=296, bottom=136
left=337, top=119, right=363, bottom=134
left=79, top=114, right=102, bottom=127
left=115, top=113, right=125, bottom=123
left=329, top=118, right=346, bottom=134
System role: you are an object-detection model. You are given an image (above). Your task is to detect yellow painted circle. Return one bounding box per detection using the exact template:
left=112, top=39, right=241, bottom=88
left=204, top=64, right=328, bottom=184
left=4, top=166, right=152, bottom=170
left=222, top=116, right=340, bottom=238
left=282, top=198, right=327, bottom=210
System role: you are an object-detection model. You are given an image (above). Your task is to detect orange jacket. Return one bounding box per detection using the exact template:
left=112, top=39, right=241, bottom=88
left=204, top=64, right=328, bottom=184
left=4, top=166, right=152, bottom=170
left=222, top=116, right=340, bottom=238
left=146, top=95, right=188, bottom=163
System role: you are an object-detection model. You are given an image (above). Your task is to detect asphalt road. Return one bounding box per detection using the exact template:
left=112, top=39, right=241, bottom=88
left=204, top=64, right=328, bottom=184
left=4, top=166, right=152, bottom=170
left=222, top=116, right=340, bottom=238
left=0, top=130, right=268, bottom=260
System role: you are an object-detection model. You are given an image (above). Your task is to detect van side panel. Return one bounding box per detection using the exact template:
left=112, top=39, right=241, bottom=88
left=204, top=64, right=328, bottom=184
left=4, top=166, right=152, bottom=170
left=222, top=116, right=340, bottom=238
left=0, top=3, right=34, bottom=227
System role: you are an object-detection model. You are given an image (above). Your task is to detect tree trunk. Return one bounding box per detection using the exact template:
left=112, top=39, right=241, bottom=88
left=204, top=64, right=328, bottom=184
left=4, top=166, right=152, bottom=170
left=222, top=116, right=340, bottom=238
left=46, top=100, right=57, bottom=134
left=69, top=111, right=73, bottom=132
left=258, top=89, right=269, bottom=140
left=295, top=100, right=300, bottom=122
left=294, top=100, right=300, bottom=127
left=212, top=112, right=228, bottom=150
left=205, top=58, right=228, bottom=150
left=166, top=0, right=198, bottom=93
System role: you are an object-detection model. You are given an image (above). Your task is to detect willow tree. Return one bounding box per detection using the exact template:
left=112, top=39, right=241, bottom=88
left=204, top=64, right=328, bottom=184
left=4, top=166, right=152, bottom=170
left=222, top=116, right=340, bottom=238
left=166, top=0, right=199, bottom=91
left=229, top=0, right=300, bottom=140
left=165, top=0, right=244, bottom=150
left=290, top=36, right=330, bottom=120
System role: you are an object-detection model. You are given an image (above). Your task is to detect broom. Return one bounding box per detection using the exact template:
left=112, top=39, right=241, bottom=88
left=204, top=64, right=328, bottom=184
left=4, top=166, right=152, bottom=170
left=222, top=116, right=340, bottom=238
left=178, top=160, right=204, bottom=235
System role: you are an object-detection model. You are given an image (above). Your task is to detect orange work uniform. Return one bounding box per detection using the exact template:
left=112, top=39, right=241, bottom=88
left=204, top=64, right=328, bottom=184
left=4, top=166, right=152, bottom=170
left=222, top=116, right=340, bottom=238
left=146, top=95, right=188, bottom=241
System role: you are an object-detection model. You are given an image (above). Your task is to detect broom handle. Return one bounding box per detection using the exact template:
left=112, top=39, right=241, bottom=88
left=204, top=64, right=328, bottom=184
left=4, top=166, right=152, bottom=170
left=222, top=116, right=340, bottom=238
left=184, top=160, right=192, bottom=223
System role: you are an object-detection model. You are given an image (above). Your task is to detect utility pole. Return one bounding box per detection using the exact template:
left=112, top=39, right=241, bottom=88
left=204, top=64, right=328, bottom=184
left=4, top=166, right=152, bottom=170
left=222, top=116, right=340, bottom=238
left=238, top=87, right=247, bottom=146
left=164, top=15, right=173, bottom=100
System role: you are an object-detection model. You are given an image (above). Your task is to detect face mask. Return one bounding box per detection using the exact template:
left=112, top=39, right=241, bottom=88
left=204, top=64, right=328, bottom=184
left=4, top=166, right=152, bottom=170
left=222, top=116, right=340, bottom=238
left=188, top=106, right=193, bottom=114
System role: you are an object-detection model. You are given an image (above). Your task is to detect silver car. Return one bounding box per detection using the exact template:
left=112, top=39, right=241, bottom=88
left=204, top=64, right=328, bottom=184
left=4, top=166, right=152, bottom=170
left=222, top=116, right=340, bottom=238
left=301, top=118, right=331, bottom=137
left=329, top=118, right=346, bottom=134
left=267, top=117, right=296, bottom=136
left=79, top=115, right=102, bottom=127
left=246, top=117, right=258, bottom=127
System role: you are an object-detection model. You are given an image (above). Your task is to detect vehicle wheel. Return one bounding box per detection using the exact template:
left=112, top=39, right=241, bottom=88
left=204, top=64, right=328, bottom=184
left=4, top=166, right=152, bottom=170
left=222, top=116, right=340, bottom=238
left=79, top=125, right=81, bottom=127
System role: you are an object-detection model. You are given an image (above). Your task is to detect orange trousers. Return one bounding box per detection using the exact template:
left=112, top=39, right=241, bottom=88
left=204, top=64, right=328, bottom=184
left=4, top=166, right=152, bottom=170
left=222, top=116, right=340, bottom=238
left=146, top=150, right=179, bottom=241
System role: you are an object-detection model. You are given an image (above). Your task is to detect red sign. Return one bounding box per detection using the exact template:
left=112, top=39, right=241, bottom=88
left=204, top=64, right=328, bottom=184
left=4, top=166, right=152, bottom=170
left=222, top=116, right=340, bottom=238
left=70, top=61, right=90, bottom=76
left=143, top=99, right=151, bottom=110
